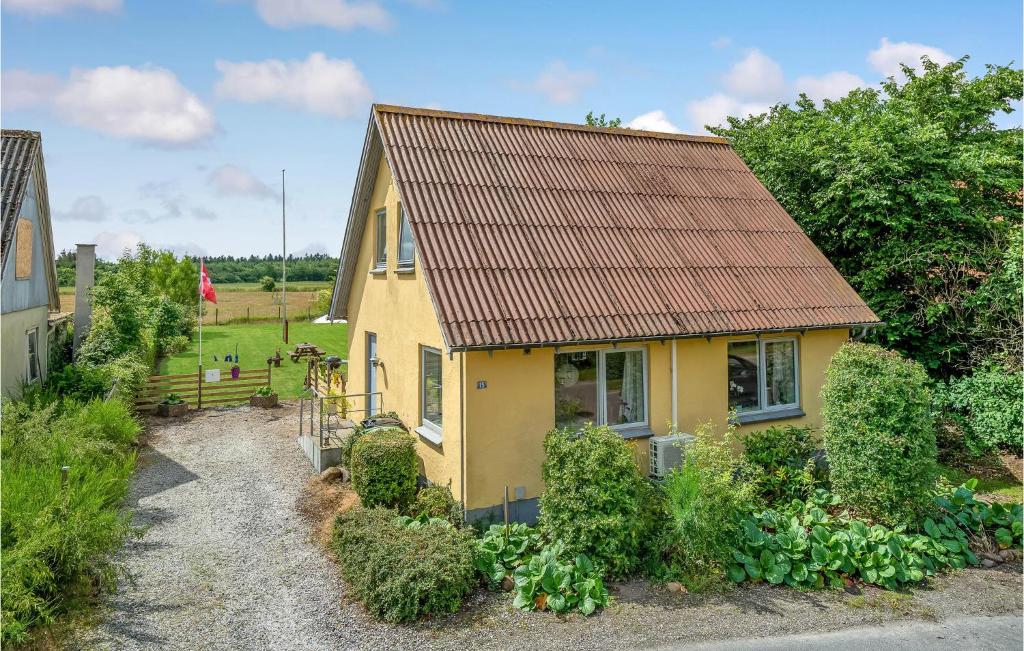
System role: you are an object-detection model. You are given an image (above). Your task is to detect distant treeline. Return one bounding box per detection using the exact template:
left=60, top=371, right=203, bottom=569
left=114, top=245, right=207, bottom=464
left=56, top=250, right=338, bottom=286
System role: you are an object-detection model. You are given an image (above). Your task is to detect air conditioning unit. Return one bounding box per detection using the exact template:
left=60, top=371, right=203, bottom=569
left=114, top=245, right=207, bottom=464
left=649, top=433, right=695, bottom=480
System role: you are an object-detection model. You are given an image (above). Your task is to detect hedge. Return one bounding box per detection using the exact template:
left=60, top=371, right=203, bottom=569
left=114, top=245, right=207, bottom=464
left=332, top=508, right=476, bottom=622
left=350, top=429, right=418, bottom=511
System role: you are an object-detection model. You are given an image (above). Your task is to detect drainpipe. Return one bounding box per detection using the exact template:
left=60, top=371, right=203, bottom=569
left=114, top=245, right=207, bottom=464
left=72, top=243, right=95, bottom=359
left=670, top=339, right=678, bottom=430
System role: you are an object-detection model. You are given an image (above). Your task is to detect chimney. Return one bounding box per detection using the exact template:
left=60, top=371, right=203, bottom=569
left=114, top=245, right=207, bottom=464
left=73, top=243, right=96, bottom=358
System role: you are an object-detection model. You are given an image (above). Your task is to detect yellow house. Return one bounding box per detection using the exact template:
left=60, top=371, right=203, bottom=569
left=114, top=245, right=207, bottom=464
left=330, top=105, right=879, bottom=522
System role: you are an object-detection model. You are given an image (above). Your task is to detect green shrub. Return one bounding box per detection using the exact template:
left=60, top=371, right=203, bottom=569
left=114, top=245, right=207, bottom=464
left=103, top=354, right=151, bottom=402
left=821, top=343, right=938, bottom=526
left=939, top=361, right=1023, bottom=454
left=538, top=424, right=650, bottom=578
left=512, top=543, right=609, bottom=616
left=473, top=522, right=544, bottom=587
left=331, top=507, right=476, bottom=623
left=351, top=429, right=418, bottom=510
left=935, top=480, right=1023, bottom=549
left=662, top=422, right=756, bottom=590
left=339, top=426, right=366, bottom=469
left=410, top=485, right=462, bottom=526
left=1, top=396, right=140, bottom=645
left=743, top=425, right=821, bottom=504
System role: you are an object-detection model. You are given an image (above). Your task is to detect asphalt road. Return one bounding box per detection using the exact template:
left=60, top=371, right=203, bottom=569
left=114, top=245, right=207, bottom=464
left=661, top=615, right=1023, bottom=651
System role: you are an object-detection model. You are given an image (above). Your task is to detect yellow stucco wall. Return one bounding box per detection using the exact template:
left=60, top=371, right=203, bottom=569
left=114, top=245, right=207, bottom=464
left=345, top=159, right=465, bottom=502
left=459, top=329, right=849, bottom=510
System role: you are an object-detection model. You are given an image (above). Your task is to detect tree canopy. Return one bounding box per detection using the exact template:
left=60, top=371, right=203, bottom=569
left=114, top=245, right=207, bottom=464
left=710, top=57, right=1023, bottom=377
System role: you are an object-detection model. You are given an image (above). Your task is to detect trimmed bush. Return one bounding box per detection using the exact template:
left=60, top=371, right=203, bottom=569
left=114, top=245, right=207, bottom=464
left=743, top=425, right=821, bottom=504
left=351, top=429, right=418, bottom=510
left=662, top=422, right=756, bottom=589
left=410, top=485, right=462, bottom=526
left=332, top=507, right=476, bottom=623
left=821, top=343, right=938, bottom=526
left=538, top=424, right=650, bottom=578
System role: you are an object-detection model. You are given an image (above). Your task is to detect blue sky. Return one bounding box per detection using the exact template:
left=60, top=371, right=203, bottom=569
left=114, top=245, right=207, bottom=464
left=2, top=0, right=1021, bottom=259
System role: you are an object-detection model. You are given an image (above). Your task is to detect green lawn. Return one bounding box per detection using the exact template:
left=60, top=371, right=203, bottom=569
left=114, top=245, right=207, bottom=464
left=157, top=321, right=348, bottom=398
left=937, top=462, right=1023, bottom=502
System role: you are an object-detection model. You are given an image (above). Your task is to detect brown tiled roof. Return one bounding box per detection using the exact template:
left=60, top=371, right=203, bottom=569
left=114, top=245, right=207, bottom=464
left=333, top=105, right=879, bottom=350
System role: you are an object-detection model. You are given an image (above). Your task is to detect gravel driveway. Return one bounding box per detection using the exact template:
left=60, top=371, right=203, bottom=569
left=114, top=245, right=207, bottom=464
left=73, top=404, right=1023, bottom=651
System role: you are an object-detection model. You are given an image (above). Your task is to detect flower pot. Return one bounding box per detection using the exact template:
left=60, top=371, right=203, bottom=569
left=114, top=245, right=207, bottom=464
left=156, top=402, right=188, bottom=417
left=250, top=394, right=279, bottom=408
left=231, top=365, right=241, bottom=379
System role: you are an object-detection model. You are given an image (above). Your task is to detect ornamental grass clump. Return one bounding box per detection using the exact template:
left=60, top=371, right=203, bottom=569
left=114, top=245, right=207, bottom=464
left=332, top=507, right=476, bottom=623
left=821, top=343, right=938, bottom=527
left=538, top=424, right=650, bottom=578
left=350, top=428, right=418, bottom=511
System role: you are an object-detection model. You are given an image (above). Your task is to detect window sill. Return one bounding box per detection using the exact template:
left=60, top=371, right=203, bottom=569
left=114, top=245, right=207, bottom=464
left=616, top=426, right=655, bottom=440
left=369, top=267, right=387, bottom=275
left=415, top=425, right=442, bottom=446
left=733, top=407, right=805, bottom=425
left=395, top=265, right=415, bottom=274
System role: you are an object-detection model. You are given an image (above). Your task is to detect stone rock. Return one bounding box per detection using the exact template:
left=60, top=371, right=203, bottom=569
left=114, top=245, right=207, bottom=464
left=999, top=549, right=1015, bottom=561
left=666, top=582, right=685, bottom=593
left=981, top=551, right=1004, bottom=563
left=320, top=466, right=348, bottom=483
left=981, top=558, right=997, bottom=568
left=500, top=576, right=515, bottom=592
left=844, top=583, right=862, bottom=595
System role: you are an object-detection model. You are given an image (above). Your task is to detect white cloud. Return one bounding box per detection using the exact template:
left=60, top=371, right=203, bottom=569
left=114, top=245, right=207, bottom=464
left=530, top=61, right=596, bottom=105
left=722, top=49, right=785, bottom=99
left=2, top=0, right=120, bottom=15
left=1, top=70, right=62, bottom=111
left=167, top=242, right=208, bottom=258
left=51, top=65, right=215, bottom=146
left=215, top=52, right=372, bottom=118
left=794, top=71, right=867, bottom=103
left=867, top=37, right=953, bottom=79
left=191, top=206, right=218, bottom=221
left=296, top=241, right=330, bottom=255
left=207, top=164, right=277, bottom=200
left=94, top=230, right=142, bottom=260
left=248, top=0, right=390, bottom=30
left=711, top=36, right=732, bottom=50
left=55, top=195, right=109, bottom=222
left=626, top=110, right=681, bottom=133
left=686, top=94, right=770, bottom=132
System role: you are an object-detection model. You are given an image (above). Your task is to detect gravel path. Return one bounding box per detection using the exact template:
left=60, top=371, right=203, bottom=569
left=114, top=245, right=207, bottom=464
left=73, top=404, right=1023, bottom=651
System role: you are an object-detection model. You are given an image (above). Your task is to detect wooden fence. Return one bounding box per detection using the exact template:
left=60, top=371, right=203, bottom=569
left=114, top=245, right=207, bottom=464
left=136, top=366, right=273, bottom=412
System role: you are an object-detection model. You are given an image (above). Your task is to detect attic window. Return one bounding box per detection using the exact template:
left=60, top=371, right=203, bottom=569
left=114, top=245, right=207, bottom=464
left=15, top=218, right=33, bottom=279
left=373, top=208, right=387, bottom=270
left=397, top=205, right=414, bottom=269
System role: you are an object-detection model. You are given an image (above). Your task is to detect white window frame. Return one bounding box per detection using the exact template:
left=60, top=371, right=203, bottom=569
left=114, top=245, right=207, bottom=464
left=397, top=204, right=414, bottom=270
left=419, top=346, right=443, bottom=442
left=728, top=336, right=801, bottom=416
left=555, top=346, right=649, bottom=432
left=373, top=208, right=387, bottom=271
left=26, top=327, right=40, bottom=384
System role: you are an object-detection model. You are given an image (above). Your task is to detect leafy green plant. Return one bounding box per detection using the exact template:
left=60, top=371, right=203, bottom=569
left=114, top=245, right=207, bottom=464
left=394, top=513, right=450, bottom=529
left=743, top=425, right=821, bottom=504
left=253, top=385, right=275, bottom=397
left=332, top=507, right=476, bottom=623
left=410, top=485, right=462, bottom=526
left=162, top=393, right=184, bottom=405
left=473, top=523, right=544, bottom=587
left=938, top=360, right=1023, bottom=454
left=512, top=543, right=609, bottom=616
left=350, top=428, right=418, bottom=510
left=661, top=422, right=756, bottom=590
left=821, top=343, right=938, bottom=526
left=539, top=424, right=651, bottom=578
left=934, top=480, right=1023, bottom=549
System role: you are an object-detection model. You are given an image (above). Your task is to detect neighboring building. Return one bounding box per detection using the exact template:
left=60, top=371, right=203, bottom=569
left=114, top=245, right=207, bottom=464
left=1, top=130, right=64, bottom=397
left=330, top=105, right=880, bottom=522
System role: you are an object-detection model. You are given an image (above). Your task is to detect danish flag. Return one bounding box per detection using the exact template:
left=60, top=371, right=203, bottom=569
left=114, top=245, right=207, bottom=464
left=200, top=261, right=217, bottom=304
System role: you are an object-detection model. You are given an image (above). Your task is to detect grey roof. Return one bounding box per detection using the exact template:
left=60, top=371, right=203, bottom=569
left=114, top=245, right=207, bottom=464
left=2, top=130, right=43, bottom=271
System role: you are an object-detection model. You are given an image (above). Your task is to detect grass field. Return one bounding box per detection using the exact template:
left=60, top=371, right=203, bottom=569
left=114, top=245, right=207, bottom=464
left=60, top=281, right=333, bottom=324
left=156, top=321, right=348, bottom=398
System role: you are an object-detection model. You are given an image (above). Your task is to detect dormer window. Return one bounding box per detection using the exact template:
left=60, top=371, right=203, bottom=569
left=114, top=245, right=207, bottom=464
left=397, top=204, right=414, bottom=270
left=373, top=208, right=387, bottom=271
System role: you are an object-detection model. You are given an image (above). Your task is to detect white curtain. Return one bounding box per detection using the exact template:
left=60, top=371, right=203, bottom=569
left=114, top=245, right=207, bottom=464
left=619, top=351, right=645, bottom=423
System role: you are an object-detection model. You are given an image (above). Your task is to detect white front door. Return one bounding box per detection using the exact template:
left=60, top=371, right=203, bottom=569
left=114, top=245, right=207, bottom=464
left=366, top=332, right=377, bottom=416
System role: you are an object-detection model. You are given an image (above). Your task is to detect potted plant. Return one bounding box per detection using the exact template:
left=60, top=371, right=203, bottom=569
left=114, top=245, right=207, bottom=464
left=157, top=393, right=188, bottom=417
left=250, top=385, right=278, bottom=408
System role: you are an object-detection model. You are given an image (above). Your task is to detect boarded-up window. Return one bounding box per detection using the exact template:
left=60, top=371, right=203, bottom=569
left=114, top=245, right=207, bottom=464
left=15, top=218, right=33, bottom=279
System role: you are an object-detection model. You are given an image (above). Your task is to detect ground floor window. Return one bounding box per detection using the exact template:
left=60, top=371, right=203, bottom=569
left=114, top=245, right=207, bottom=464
left=421, top=346, right=443, bottom=434
left=26, top=328, right=39, bottom=384
left=554, top=348, right=647, bottom=431
left=727, top=337, right=799, bottom=414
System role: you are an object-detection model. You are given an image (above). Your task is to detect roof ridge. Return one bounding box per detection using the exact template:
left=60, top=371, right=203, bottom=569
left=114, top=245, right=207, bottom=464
left=373, top=104, right=729, bottom=145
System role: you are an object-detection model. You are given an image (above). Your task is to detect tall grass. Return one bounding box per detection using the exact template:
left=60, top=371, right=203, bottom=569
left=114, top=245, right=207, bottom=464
left=1, top=395, right=141, bottom=645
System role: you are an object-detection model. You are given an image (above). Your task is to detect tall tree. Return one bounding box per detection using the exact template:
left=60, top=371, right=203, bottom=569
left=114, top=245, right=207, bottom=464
left=710, top=57, right=1023, bottom=376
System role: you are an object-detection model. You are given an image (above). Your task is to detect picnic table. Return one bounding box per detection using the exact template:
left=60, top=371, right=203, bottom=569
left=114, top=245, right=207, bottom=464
left=289, top=343, right=326, bottom=362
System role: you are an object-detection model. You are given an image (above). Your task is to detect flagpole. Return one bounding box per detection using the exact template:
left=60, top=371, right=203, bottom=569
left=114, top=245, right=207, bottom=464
left=198, top=256, right=203, bottom=375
